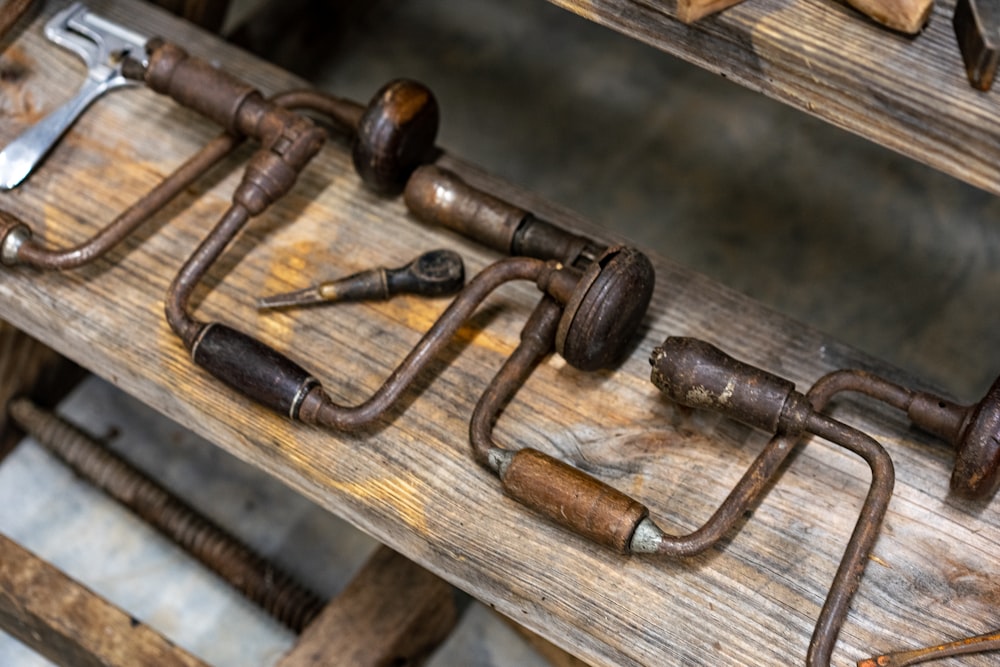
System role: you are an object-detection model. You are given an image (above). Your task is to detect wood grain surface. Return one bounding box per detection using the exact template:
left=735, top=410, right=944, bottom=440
left=0, top=533, right=207, bottom=667
left=279, top=545, right=457, bottom=667
left=0, top=2, right=997, bottom=666
left=0, top=322, right=70, bottom=459
left=546, top=0, right=1000, bottom=197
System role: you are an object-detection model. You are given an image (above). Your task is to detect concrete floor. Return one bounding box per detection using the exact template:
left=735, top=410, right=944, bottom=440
left=3, top=0, right=999, bottom=664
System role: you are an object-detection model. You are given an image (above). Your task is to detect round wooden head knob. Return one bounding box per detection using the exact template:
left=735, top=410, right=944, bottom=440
left=352, top=79, right=439, bottom=195
left=555, top=246, right=655, bottom=371
left=951, top=376, right=1000, bottom=498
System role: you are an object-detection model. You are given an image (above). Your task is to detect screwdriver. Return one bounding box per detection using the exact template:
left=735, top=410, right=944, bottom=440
left=257, top=249, right=465, bottom=310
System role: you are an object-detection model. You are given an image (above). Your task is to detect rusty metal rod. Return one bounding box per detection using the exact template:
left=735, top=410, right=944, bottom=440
left=858, top=628, right=1000, bottom=666
left=6, top=396, right=325, bottom=632
left=469, top=296, right=562, bottom=468
left=169, top=208, right=649, bottom=428
left=1, top=38, right=437, bottom=272
left=790, top=368, right=1000, bottom=500
left=4, top=132, right=242, bottom=270
left=168, top=209, right=551, bottom=425
left=0, top=89, right=364, bottom=271
left=646, top=338, right=894, bottom=667
left=472, top=336, right=893, bottom=666
left=403, top=164, right=604, bottom=268
left=801, top=383, right=894, bottom=667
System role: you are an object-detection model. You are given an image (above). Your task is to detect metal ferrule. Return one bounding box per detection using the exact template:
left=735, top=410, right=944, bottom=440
left=0, top=222, right=30, bottom=266
left=487, top=447, right=514, bottom=475
left=628, top=517, right=666, bottom=554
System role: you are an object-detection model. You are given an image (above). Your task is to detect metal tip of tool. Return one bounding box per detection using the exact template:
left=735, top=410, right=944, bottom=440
left=258, top=250, right=465, bottom=312
left=257, top=286, right=326, bottom=310
left=0, top=147, right=33, bottom=191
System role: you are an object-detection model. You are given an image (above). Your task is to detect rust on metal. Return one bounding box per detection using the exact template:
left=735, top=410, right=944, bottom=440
left=648, top=338, right=895, bottom=667
left=257, top=249, right=465, bottom=310
left=757, top=364, right=1000, bottom=500
left=858, top=627, right=1000, bottom=666
left=404, top=164, right=603, bottom=267
left=291, top=247, right=649, bottom=429
left=7, top=397, right=324, bottom=632
left=0, top=41, right=434, bottom=271
left=647, top=338, right=1000, bottom=664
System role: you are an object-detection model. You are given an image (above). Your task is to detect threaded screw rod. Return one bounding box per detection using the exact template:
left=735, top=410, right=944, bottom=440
left=7, top=397, right=325, bottom=633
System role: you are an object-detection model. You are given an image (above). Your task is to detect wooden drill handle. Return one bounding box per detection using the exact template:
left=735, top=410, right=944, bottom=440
left=498, top=448, right=648, bottom=554
left=191, top=323, right=317, bottom=420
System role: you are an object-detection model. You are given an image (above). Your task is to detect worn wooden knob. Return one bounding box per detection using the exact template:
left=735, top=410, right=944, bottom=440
left=907, top=374, right=1000, bottom=499
left=352, top=79, right=439, bottom=195
left=950, top=376, right=1000, bottom=498
left=555, top=246, right=654, bottom=371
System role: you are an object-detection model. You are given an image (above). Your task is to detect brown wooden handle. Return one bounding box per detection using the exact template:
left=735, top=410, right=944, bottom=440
left=498, top=448, right=648, bottom=554
left=404, top=165, right=525, bottom=254
left=191, top=323, right=318, bottom=419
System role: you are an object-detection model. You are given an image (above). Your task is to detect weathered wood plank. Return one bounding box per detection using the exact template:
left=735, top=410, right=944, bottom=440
left=498, top=613, right=593, bottom=667
left=544, top=0, right=1000, bottom=197
left=280, top=545, right=457, bottom=667
left=0, top=2, right=997, bottom=666
left=0, top=532, right=207, bottom=667
left=0, top=322, right=81, bottom=461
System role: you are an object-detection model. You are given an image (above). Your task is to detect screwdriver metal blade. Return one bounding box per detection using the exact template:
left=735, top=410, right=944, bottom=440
left=257, top=285, right=330, bottom=310
left=0, top=3, right=148, bottom=189
left=0, top=142, right=35, bottom=190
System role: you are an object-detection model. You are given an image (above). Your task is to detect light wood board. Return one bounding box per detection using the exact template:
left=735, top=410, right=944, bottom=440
left=0, top=532, right=207, bottom=667
left=546, top=0, right=1000, bottom=197
left=0, top=2, right=997, bottom=665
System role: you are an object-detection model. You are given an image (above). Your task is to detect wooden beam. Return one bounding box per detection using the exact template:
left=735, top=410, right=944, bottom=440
left=279, top=546, right=458, bottom=667
left=546, top=0, right=1000, bottom=195
left=0, top=322, right=83, bottom=462
left=0, top=533, right=206, bottom=667
left=498, top=613, right=593, bottom=667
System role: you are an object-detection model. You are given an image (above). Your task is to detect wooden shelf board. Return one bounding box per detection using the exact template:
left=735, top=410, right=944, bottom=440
left=0, top=2, right=997, bottom=665
left=546, top=0, right=1000, bottom=196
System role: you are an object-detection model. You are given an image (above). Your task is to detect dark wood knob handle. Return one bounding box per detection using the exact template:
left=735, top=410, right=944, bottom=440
left=353, top=79, right=439, bottom=194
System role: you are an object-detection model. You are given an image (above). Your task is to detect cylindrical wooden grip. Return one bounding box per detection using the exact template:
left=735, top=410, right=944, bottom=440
left=144, top=40, right=259, bottom=133
left=191, top=323, right=317, bottom=419
left=404, top=165, right=525, bottom=254
left=499, top=448, right=648, bottom=554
